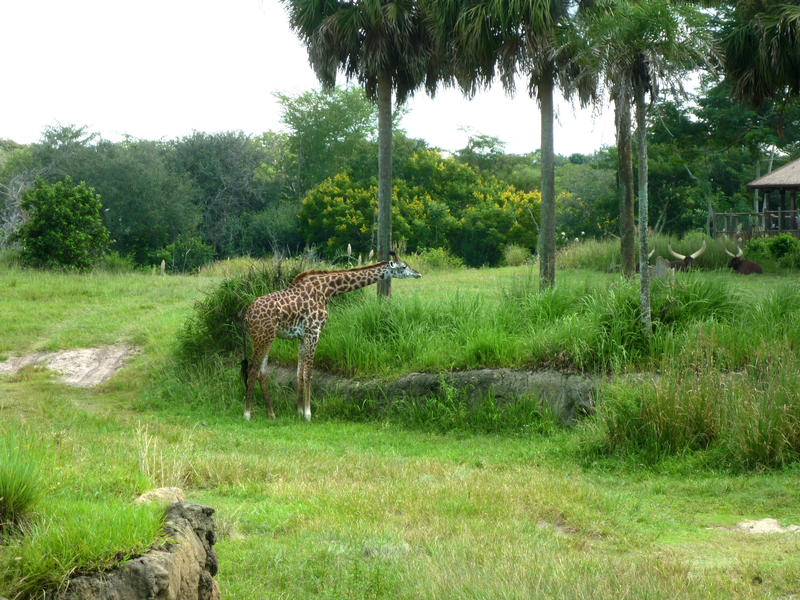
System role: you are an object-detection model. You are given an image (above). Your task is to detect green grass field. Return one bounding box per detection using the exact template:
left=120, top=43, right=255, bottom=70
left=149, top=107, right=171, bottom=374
left=1, top=261, right=799, bottom=599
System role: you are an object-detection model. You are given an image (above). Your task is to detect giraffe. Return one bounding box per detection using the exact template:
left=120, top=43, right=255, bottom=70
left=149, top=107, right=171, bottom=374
left=241, top=252, right=421, bottom=421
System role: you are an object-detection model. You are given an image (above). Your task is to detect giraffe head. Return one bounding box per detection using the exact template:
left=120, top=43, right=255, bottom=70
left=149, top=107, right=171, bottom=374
left=384, top=252, right=421, bottom=279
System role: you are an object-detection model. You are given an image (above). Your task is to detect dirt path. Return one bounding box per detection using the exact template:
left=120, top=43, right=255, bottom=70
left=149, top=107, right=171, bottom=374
left=0, top=345, right=139, bottom=387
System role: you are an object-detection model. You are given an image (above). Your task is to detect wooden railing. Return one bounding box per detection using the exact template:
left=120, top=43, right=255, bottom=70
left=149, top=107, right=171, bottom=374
left=712, top=210, right=800, bottom=240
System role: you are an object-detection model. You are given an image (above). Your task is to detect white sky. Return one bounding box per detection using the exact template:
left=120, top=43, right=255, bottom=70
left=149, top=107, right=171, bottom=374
left=1, top=0, right=616, bottom=156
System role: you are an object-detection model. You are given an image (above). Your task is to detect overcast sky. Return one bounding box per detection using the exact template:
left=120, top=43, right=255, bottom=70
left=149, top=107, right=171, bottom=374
left=2, top=0, right=616, bottom=156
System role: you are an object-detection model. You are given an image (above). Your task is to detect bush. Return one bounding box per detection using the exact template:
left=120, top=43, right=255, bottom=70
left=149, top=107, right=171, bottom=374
left=411, top=247, right=463, bottom=272
left=12, top=177, right=109, bottom=271
left=503, top=244, right=532, bottom=266
left=151, top=234, right=215, bottom=273
left=97, top=251, right=136, bottom=273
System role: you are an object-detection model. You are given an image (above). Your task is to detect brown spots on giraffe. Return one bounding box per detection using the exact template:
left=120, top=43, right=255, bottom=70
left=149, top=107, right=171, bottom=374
left=241, top=256, right=421, bottom=421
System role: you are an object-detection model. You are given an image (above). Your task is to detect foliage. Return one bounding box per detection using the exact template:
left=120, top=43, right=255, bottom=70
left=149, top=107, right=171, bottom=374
left=12, top=177, right=109, bottom=271
left=276, top=87, right=378, bottom=197
left=299, top=150, right=541, bottom=266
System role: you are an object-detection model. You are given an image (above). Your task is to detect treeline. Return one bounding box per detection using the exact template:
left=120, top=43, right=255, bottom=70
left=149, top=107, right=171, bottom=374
left=0, top=79, right=797, bottom=270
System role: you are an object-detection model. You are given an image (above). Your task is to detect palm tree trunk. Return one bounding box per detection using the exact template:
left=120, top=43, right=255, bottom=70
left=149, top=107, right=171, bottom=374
left=376, top=71, right=393, bottom=298
left=634, top=87, right=651, bottom=338
left=616, top=91, right=636, bottom=277
left=539, top=71, right=556, bottom=291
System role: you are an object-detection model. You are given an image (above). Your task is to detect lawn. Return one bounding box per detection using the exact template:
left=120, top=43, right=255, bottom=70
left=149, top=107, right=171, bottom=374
left=1, top=262, right=799, bottom=599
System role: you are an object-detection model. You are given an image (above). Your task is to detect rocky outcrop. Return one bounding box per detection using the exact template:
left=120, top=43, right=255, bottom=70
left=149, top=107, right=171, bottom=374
left=56, top=503, right=219, bottom=600
left=267, top=366, right=598, bottom=424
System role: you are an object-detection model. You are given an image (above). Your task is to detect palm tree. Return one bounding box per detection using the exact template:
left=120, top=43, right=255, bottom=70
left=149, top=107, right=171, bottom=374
left=583, top=0, right=712, bottom=334
left=433, top=0, right=593, bottom=290
left=723, top=1, right=800, bottom=138
left=282, top=0, right=439, bottom=297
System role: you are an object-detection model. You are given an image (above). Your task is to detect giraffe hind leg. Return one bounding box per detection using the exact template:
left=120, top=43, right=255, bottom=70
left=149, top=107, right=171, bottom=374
left=246, top=336, right=274, bottom=420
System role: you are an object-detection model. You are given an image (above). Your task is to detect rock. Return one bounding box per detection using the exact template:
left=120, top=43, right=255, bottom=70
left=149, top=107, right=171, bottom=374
left=265, top=366, right=598, bottom=424
left=134, top=487, right=185, bottom=505
left=56, top=502, right=220, bottom=600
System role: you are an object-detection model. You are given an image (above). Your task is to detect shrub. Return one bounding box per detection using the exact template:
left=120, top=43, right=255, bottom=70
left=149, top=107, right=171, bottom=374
left=766, top=233, right=800, bottom=259
left=178, top=258, right=308, bottom=358
left=97, top=251, right=136, bottom=273
left=151, top=234, right=215, bottom=273
left=12, top=177, right=109, bottom=271
left=503, top=244, right=532, bottom=266
left=0, top=431, right=43, bottom=532
left=411, top=247, right=463, bottom=272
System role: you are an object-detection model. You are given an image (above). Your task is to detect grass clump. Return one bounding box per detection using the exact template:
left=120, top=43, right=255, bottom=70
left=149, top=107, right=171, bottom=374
left=0, top=501, right=165, bottom=598
left=0, top=430, right=44, bottom=533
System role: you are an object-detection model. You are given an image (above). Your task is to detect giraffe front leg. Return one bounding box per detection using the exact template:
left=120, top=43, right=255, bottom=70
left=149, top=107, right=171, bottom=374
left=296, top=341, right=306, bottom=417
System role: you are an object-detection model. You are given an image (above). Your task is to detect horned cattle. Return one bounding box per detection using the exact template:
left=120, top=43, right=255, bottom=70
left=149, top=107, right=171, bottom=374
left=724, top=245, right=763, bottom=275
left=667, top=239, right=706, bottom=271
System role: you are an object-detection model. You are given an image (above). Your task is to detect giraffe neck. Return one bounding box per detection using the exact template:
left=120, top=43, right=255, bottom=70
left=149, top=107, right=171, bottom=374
left=294, top=262, right=390, bottom=301
left=323, top=263, right=389, bottom=299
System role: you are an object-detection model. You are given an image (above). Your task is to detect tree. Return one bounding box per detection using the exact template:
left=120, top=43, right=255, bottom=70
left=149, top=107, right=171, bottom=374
left=583, top=0, right=712, bottom=335
left=169, top=131, right=270, bottom=257
left=722, top=1, right=800, bottom=115
left=434, top=0, right=593, bottom=289
left=12, top=177, right=109, bottom=270
left=276, top=86, right=378, bottom=197
left=282, top=0, right=440, bottom=297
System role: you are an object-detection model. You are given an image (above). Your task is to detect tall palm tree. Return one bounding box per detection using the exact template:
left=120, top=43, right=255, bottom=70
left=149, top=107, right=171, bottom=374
left=433, top=0, right=593, bottom=290
left=583, top=0, right=712, bottom=334
left=723, top=1, right=800, bottom=139
left=282, top=0, right=438, bottom=297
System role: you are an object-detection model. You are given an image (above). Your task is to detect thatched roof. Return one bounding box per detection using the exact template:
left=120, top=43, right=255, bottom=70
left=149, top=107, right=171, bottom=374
left=748, top=156, right=800, bottom=190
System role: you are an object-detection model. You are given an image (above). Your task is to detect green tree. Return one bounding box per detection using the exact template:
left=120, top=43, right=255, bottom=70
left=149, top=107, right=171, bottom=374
left=723, top=1, right=800, bottom=115
left=583, top=0, right=712, bottom=334
left=436, top=0, right=593, bottom=289
left=277, top=86, right=378, bottom=197
left=13, top=177, right=109, bottom=270
left=169, top=131, right=271, bottom=257
left=282, top=0, right=441, bottom=297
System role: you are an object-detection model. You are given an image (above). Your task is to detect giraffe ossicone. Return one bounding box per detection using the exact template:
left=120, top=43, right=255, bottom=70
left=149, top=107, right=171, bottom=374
left=241, top=254, right=421, bottom=421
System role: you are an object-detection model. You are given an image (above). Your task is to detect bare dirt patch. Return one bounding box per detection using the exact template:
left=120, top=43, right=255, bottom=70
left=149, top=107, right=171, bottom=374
left=0, top=345, right=139, bottom=387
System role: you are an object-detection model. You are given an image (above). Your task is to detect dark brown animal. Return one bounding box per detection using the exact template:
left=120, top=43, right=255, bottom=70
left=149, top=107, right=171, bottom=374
left=724, top=245, right=763, bottom=274
left=667, top=239, right=706, bottom=271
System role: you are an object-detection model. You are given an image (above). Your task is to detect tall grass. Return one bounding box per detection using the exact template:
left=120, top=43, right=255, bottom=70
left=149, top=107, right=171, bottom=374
left=0, top=430, right=44, bottom=532
left=590, top=346, right=800, bottom=469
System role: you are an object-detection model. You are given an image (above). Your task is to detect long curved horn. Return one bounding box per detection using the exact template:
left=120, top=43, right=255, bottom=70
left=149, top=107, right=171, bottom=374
left=735, top=245, right=743, bottom=258
left=724, top=246, right=736, bottom=258
left=690, top=238, right=707, bottom=260
left=668, top=242, right=685, bottom=260
left=648, top=248, right=655, bottom=259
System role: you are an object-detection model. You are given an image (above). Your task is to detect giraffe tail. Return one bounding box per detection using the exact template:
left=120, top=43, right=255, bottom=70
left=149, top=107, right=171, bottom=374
left=240, top=326, right=249, bottom=389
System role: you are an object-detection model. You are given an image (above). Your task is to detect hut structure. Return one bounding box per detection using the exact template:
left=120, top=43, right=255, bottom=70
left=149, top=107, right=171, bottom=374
left=712, top=156, right=800, bottom=240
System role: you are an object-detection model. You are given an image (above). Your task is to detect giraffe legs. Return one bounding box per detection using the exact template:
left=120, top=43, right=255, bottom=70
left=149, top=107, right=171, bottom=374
left=296, top=341, right=306, bottom=417
left=245, top=337, right=274, bottom=420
